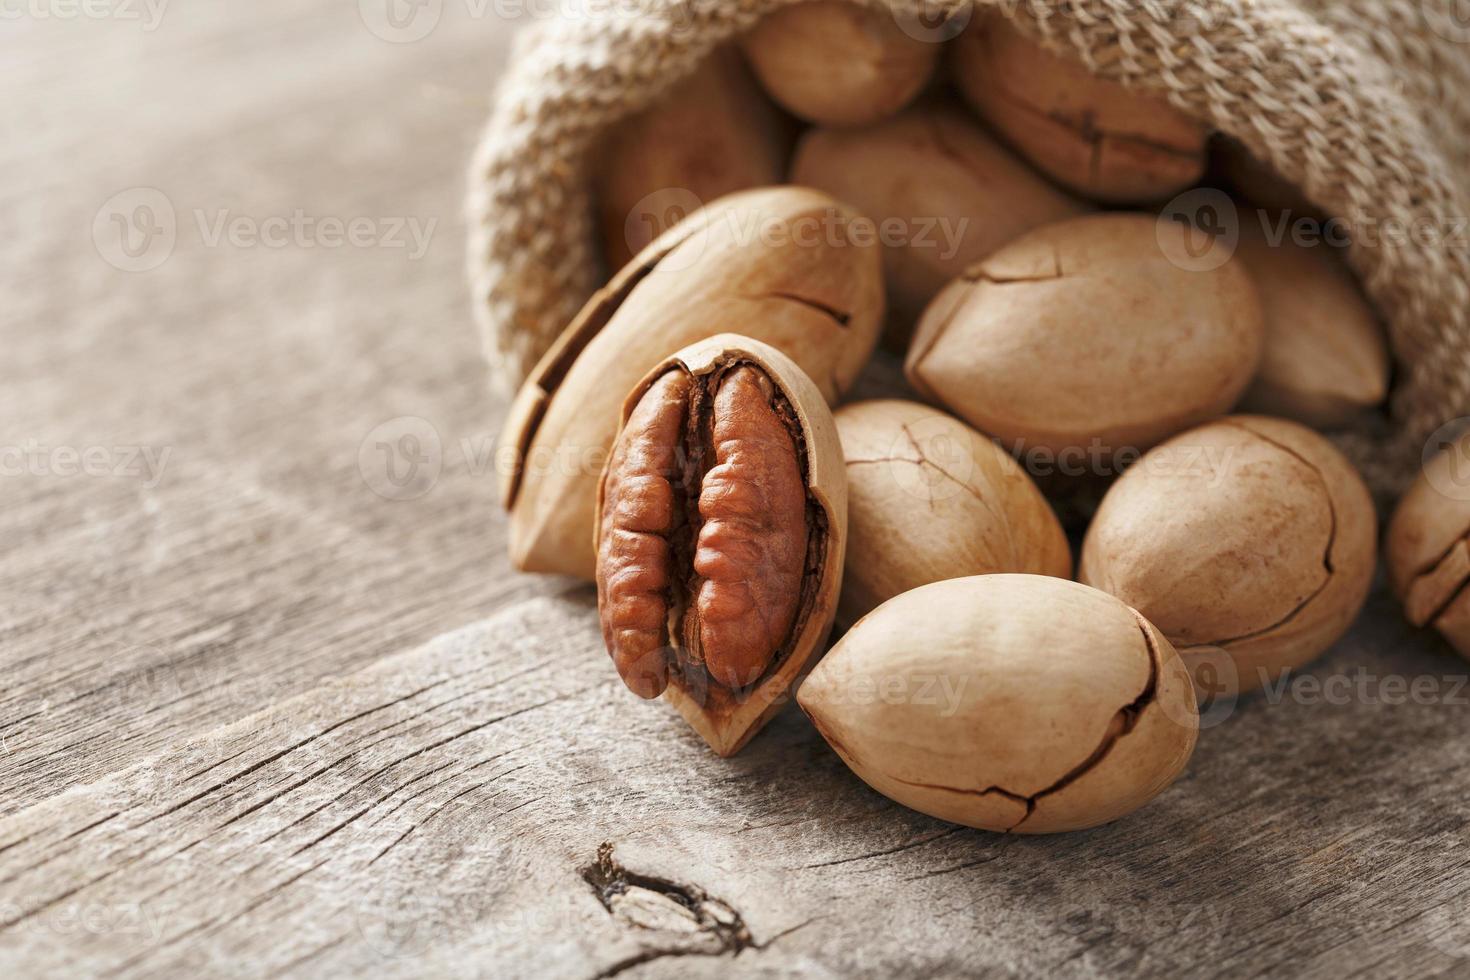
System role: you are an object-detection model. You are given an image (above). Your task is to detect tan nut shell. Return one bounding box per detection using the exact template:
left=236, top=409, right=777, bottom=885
left=953, top=16, right=1207, bottom=204
left=595, top=47, right=789, bottom=270
left=741, top=1, right=937, bottom=127
left=1234, top=223, right=1390, bottom=429
left=1387, top=431, right=1470, bottom=661
left=799, top=575, right=1198, bottom=834
left=905, top=213, right=1264, bottom=461
left=834, top=400, right=1071, bottom=624
left=500, top=187, right=883, bottom=580
left=603, top=335, right=848, bottom=757
left=790, top=103, right=1086, bottom=339
left=1080, top=416, right=1378, bottom=694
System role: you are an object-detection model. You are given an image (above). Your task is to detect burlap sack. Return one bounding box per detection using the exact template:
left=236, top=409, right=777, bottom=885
left=467, top=0, right=1470, bottom=496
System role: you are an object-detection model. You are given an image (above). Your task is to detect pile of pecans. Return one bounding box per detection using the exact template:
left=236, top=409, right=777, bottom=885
left=499, top=4, right=1454, bottom=834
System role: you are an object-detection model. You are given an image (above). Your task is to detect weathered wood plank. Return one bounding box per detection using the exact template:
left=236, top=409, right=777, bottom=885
left=1, top=592, right=1467, bottom=977
left=0, top=2, right=557, bottom=816
left=7, top=3, right=1470, bottom=975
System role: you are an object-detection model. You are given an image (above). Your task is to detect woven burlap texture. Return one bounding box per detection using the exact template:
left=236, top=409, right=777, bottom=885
left=467, top=0, right=1470, bottom=496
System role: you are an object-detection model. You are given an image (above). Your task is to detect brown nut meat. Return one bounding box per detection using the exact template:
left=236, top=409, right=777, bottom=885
left=1080, top=416, right=1377, bottom=695
left=1233, top=222, right=1390, bottom=429
left=953, top=15, right=1207, bottom=204
left=500, top=187, right=883, bottom=580
left=790, top=103, right=1086, bottom=344
left=597, top=335, right=848, bottom=756
left=741, top=1, right=937, bottom=127
left=906, top=213, right=1264, bottom=463
left=834, top=399, right=1071, bottom=624
left=1387, top=430, right=1470, bottom=662
left=594, top=47, right=790, bottom=270
left=799, top=575, right=1198, bottom=834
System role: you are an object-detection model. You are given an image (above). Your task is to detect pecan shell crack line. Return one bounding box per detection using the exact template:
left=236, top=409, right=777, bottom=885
left=763, top=290, right=853, bottom=328
left=1421, top=538, right=1470, bottom=628
left=887, top=619, right=1161, bottom=833
left=1182, top=421, right=1338, bottom=651
left=986, top=71, right=1202, bottom=159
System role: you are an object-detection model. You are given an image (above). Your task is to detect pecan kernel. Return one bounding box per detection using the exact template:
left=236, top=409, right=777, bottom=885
left=597, top=363, right=810, bottom=699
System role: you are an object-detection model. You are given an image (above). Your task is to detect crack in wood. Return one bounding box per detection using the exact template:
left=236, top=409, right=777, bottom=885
left=799, top=827, right=965, bottom=869
left=366, top=825, right=416, bottom=867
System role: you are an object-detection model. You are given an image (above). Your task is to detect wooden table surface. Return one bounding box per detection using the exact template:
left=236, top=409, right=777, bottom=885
left=5, top=3, right=1470, bottom=977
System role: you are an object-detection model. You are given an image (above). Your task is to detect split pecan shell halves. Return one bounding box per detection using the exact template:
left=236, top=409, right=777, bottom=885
left=594, top=336, right=848, bottom=756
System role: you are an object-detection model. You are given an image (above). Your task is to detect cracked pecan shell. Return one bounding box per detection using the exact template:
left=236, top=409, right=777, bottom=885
left=798, top=574, right=1198, bottom=834
left=596, top=335, right=848, bottom=757
left=1387, top=430, right=1470, bottom=662
left=953, top=14, right=1207, bottom=204
left=905, top=213, right=1264, bottom=463
left=790, top=103, right=1085, bottom=343
left=834, top=399, right=1071, bottom=625
left=1080, top=416, right=1377, bottom=695
left=499, top=186, right=883, bottom=581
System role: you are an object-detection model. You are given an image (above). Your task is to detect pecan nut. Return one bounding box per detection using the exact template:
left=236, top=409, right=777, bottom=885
left=596, top=335, right=848, bottom=756
left=953, top=13, right=1207, bottom=204
left=798, top=574, right=1199, bottom=834
left=1080, top=415, right=1377, bottom=694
